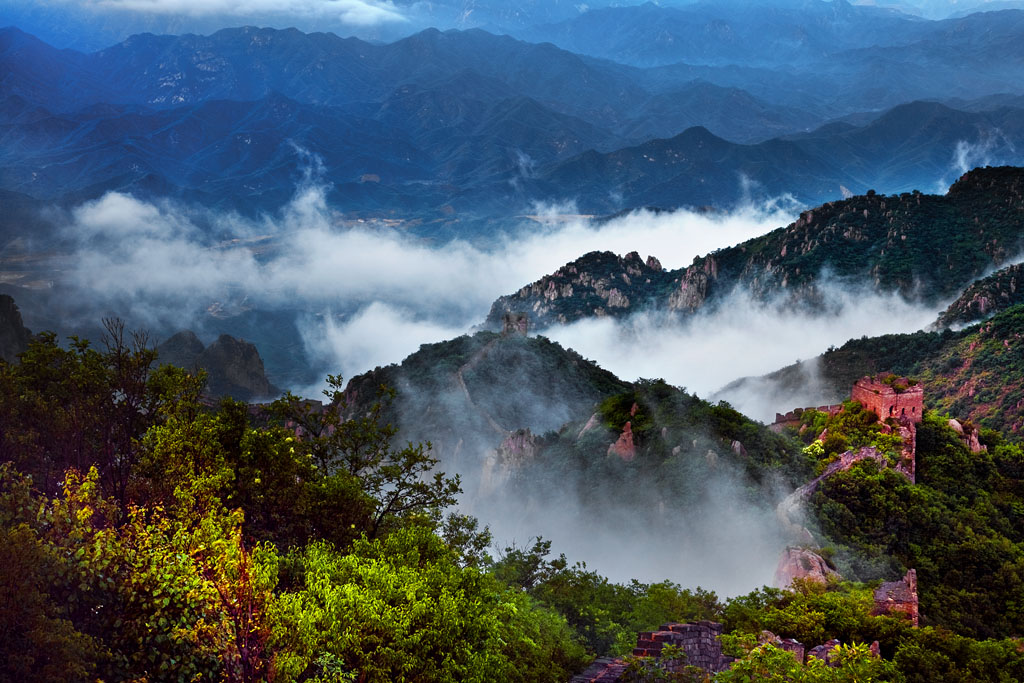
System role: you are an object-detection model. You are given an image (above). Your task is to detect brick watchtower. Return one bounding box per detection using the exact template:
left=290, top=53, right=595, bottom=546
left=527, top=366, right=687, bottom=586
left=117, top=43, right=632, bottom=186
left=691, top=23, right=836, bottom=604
left=851, top=375, right=923, bottom=424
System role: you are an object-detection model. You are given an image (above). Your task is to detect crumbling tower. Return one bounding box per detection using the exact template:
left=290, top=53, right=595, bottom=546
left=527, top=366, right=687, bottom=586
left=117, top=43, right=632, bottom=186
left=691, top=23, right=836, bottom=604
left=851, top=375, right=923, bottom=424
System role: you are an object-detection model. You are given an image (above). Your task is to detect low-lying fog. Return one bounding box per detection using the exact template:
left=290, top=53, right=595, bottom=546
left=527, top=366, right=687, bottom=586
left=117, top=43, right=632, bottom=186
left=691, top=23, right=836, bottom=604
left=28, top=174, right=946, bottom=595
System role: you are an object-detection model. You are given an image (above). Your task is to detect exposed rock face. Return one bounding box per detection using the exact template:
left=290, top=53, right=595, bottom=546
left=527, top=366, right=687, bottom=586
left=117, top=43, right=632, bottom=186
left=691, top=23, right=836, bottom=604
left=773, top=547, right=840, bottom=589
left=157, top=330, right=205, bottom=369
left=0, top=294, right=31, bottom=364
left=200, top=335, right=278, bottom=400
left=607, top=420, right=636, bottom=461
left=948, top=418, right=987, bottom=453
left=485, top=250, right=675, bottom=329
left=158, top=330, right=279, bottom=401
left=577, top=413, right=601, bottom=439
left=480, top=428, right=539, bottom=496
left=760, top=631, right=805, bottom=662
left=871, top=569, right=919, bottom=627
left=486, top=168, right=1024, bottom=332
left=937, top=262, right=1024, bottom=328
left=667, top=256, right=718, bottom=312
left=807, top=639, right=842, bottom=664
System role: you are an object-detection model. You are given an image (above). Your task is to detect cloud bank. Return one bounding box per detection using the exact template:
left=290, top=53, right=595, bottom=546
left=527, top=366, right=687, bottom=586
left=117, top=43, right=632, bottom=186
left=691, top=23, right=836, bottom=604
left=58, top=182, right=800, bottom=387
left=545, top=286, right=940, bottom=421
left=64, top=0, right=408, bottom=25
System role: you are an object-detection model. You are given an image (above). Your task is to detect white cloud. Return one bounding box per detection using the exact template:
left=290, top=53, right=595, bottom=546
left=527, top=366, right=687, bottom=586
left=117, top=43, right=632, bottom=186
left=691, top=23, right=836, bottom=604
left=545, top=285, right=940, bottom=419
left=59, top=184, right=799, bottom=383
left=71, top=0, right=408, bottom=25
left=303, top=302, right=466, bottom=383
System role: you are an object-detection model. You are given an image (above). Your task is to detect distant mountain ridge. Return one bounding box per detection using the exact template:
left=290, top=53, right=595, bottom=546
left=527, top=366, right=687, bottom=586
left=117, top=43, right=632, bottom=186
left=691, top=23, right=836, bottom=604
left=3, top=20, right=1024, bottom=224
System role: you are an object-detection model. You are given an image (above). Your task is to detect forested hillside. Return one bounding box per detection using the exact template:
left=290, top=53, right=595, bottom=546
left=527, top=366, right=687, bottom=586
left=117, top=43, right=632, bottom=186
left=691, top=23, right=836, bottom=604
left=488, top=167, right=1024, bottom=329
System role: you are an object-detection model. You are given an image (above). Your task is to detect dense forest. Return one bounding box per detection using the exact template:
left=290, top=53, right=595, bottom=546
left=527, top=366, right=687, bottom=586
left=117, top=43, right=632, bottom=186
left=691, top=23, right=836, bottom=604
left=3, top=322, right=1024, bottom=682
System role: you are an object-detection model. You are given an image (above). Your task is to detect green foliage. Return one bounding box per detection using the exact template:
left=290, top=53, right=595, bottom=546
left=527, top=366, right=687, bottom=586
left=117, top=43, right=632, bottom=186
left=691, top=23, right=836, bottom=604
left=892, top=627, right=1024, bottom=682
left=491, top=536, right=723, bottom=657
left=725, top=580, right=909, bottom=651
left=270, top=376, right=462, bottom=540
left=716, top=641, right=902, bottom=682
left=269, top=527, right=588, bottom=682
left=623, top=643, right=708, bottom=682
left=799, top=402, right=903, bottom=465
left=0, top=319, right=158, bottom=501
left=810, top=411, right=1024, bottom=638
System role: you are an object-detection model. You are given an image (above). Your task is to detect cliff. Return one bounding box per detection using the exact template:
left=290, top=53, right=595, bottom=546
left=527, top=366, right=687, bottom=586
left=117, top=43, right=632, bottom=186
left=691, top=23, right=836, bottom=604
left=0, top=294, right=31, bottom=364
left=157, top=330, right=280, bottom=401
left=485, top=250, right=672, bottom=329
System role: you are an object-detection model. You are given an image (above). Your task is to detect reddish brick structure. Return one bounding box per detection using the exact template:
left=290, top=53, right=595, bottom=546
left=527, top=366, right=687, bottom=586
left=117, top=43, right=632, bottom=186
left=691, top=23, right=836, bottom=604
left=871, top=569, right=919, bottom=627
left=851, top=375, right=923, bottom=424
left=570, top=622, right=734, bottom=681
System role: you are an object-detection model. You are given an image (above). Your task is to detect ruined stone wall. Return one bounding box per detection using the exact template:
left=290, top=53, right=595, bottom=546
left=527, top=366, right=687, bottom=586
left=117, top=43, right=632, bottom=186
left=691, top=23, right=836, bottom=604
left=851, top=376, right=923, bottom=424
left=871, top=569, right=919, bottom=627
left=501, top=312, right=529, bottom=336
left=632, top=622, right=734, bottom=674
left=770, top=404, right=843, bottom=433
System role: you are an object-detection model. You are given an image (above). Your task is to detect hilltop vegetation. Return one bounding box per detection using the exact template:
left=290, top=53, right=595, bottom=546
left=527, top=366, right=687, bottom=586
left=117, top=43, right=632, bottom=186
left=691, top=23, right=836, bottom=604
left=488, top=167, right=1024, bottom=328
left=341, top=330, right=631, bottom=472
left=734, top=302, right=1024, bottom=438
left=6, top=322, right=1024, bottom=680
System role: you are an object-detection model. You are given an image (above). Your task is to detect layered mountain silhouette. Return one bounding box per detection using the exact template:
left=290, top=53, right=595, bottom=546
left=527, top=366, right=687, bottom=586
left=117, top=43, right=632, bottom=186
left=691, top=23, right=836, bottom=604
left=3, top=19, right=1024, bottom=224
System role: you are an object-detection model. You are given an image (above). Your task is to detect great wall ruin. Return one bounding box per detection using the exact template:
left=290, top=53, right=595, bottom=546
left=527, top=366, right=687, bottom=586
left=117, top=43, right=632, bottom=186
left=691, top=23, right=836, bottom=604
left=571, top=375, right=928, bottom=682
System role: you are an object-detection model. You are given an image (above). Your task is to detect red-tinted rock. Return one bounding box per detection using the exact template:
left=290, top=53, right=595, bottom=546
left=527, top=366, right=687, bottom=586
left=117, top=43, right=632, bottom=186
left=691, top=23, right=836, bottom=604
left=773, top=547, right=840, bottom=589
left=608, top=421, right=636, bottom=461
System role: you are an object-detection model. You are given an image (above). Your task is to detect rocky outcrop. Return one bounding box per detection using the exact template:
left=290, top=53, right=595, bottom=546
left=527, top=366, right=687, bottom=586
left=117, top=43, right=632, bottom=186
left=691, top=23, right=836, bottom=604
left=480, top=428, right=539, bottom=495
left=936, top=263, right=1024, bottom=328
left=947, top=418, right=987, bottom=453
left=759, top=631, right=805, bottom=662
left=158, top=330, right=279, bottom=401
left=773, top=547, right=840, bottom=589
left=157, top=330, right=205, bottom=370
left=487, top=168, right=1024, bottom=332
left=484, top=250, right=675, bottom=329
left=0, top=294, right=31, bottom=363
left=199, top=335, right=279, bottom=400
left=667, top=257, right=718, bottom=312
left=607, top=421, right=636, bottom=461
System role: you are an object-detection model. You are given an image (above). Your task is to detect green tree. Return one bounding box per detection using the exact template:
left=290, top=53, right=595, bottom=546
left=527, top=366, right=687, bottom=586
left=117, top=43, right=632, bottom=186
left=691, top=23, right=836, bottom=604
left=271, top=376, right=461, bottom=539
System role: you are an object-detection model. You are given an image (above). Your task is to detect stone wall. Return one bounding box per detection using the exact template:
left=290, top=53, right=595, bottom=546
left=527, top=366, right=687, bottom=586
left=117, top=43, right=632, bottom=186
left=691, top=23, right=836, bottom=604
left=501, top=312, right=529, bottom=336
left=770, top=404, right=843, bottom=433
left=632, top=621, right=734, bottom=674
left=871, top=569, right=919, bottom=627
left=851, top=375, right=923, bottom=424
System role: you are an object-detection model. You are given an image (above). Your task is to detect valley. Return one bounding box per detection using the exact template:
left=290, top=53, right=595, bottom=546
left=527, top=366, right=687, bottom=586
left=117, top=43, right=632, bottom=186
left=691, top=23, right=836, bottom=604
left=4, top=1, right=1024, bottom=680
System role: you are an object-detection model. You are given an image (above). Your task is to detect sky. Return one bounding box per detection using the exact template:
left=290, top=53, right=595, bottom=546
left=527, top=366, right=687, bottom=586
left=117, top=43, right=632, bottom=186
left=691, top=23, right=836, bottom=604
left=3, top=0, right=1021, bottom=51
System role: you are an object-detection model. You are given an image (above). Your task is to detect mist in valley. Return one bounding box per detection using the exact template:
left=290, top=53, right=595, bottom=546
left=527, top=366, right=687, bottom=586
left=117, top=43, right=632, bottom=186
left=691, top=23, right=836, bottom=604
left=13, top=173, right=953, bottom=595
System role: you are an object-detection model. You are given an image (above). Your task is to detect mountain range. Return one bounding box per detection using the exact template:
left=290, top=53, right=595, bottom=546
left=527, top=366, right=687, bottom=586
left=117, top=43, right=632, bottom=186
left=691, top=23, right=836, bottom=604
left=3, top=11, right=1024, bottom=229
